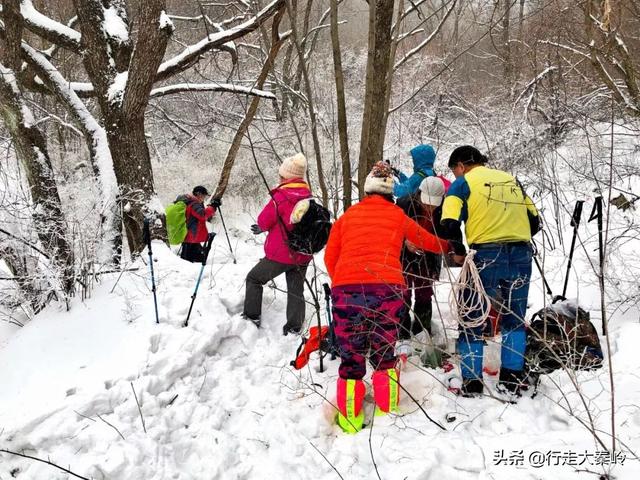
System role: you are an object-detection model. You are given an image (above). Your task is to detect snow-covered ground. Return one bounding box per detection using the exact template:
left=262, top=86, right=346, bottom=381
left=1, top=204, right=638, bottom=479
left=2, top=125, right=640, bottom=479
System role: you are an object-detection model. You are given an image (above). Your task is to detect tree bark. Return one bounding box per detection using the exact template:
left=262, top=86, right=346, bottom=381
left=0, top=245, right=47, bottom=314
left=502, top=0, right=513, bottom=92
left=285, top=0, right=329, bottom=206
left=330, top=0, right=351, bottom=210
left=0, top=64, right=75, bottom=296
left=73, top=0, right=171, bottom=254
left=357, top=0, right=395, bottom=199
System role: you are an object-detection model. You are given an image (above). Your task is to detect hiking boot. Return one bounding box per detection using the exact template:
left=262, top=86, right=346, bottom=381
left=241, top=313, right=261, bottom=328
left=282, top=324, right=301, bottom=336
left=461, top=378, right=484, bottom=397
left=497, top=368, right=528, bottom=396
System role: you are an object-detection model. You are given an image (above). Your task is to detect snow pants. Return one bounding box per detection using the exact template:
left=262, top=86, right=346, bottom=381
left=331, top=284, right=405, bottom=380
left=180, top=242, right=204, bottom=263
left=458, top=242, right=533, bottom=380
left=244, top=258, right=308, bottom=331
left=398, top=272, right=434, bottom=339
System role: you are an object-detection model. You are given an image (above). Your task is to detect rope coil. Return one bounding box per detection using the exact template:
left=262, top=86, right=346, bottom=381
left=449, top=249, right=492, bottom=328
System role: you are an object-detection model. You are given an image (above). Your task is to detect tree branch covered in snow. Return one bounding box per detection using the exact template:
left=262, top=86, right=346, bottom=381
left=394, top=0, right=458, bottom=71
left=156, top=0, right=284, bottom=82
left=15, top=0, right=82, bottom=53
left=149, top=82, right=276, bottom=100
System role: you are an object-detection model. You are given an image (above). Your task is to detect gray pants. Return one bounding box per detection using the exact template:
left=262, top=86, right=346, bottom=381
left=244, top=258, right=308, bottom=331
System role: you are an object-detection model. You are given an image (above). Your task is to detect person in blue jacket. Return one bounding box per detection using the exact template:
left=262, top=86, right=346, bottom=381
left=393, top=144, right=436, bottom=197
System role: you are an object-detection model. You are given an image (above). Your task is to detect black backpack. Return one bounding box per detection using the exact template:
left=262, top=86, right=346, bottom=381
left=288, top=199, right=332, bottom=254
left=525, top=300, right=603, bottom=376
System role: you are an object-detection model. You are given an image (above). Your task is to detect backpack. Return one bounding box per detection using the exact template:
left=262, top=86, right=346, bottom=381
left=166, top=200, right=188, bottom=245
left=525, top=300, right=603, bottom=376
left=288, top=199, right=332, bottom=254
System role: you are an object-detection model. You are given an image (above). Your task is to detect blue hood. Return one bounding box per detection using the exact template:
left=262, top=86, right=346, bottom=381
left=410, top=144, right=436, bottom=174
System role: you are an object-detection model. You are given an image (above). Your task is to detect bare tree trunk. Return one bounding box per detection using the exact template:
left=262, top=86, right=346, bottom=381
left=0, top=65, right=75, bottom=296
left=502, top=0, right=513, bottom=92
left=515, top=0, right=525, bottom=83
left=285, top=0, right=329, bottom=206
left=382, top=0, right=404, bottom=130
left=73, top=0, right=171, bottom=254
left=357, top=0, right=395, bottom=199
left=0, top=246, right=46, bottom=314
left=329, top=0, right=351, bottom=210
left=214, top=11, right=286, bottom=198
left=0, top=1, right=74, bottom=296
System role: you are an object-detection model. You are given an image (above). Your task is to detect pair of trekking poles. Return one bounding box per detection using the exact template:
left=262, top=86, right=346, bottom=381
left=142, top=205, right=236, bottom=327
left=532, top=196, right=606, bottom=335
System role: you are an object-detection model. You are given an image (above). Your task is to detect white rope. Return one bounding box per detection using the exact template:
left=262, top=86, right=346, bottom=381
left=449, top=249, right=492, bottom=328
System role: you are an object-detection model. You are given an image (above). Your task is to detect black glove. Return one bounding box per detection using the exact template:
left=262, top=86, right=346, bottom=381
left=384, top=160, right=401, bottom=179
left=251, top=224, right=263, bottom=235
left=209, top=197, right=222, bottom=209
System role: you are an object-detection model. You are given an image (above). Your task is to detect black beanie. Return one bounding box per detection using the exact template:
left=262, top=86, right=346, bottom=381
left=448, top=146, right=488, bottom=168
left=192, top=185, right=209, bottom=196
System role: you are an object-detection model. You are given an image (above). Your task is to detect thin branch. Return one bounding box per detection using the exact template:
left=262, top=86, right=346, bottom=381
left=0, top=227, right=51, bottom=259
left=156, top=0, right=285, bottom=82
left=130, top=381, right=147, bottom=434
left=96, top=413, right=126, bottom=440
left=308, top=440, right=345, bottom=480
left=0, top=449, right=91, bottom=480
left=394, top=0, right=458, bottom=71
left=149, top=82, right=275, bottom=100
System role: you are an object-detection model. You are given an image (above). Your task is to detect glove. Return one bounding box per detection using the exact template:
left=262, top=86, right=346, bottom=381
left=251, top=224, right=263, bottom=235
left=384, top=160, right=401, bottom=179
left=209, top=197, right=222, bottom=208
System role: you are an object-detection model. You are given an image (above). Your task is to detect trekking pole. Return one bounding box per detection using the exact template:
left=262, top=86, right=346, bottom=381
left=560, top=200, right=584, bottom=300
left=588, top=196, right=606, bottom=335
left=322, top=283, right=337, bottom=360
left=143, top=218, right=160, bottom=324
left=184, top=232, right=216, bottom=327
left=531, top=241, right=554, bottom=300
left=313, top=288, right=325, bottom=373
left=216, top=206, right=236, bottom=264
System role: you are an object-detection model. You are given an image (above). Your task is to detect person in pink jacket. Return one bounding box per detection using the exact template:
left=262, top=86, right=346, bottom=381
left=243, top=153, right=312, bottom=335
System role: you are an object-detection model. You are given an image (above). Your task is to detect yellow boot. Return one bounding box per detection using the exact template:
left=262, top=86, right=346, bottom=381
left=336, top=378, right=365, bottom=433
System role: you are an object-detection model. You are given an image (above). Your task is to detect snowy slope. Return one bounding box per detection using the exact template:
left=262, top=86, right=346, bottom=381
left=1, top=186, right=639, bottom=479
left=0, top=232, right=638, bottom=479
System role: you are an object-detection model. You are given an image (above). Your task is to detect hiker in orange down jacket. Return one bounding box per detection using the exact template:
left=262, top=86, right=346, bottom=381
left=324, top=161, right=450, bottom=433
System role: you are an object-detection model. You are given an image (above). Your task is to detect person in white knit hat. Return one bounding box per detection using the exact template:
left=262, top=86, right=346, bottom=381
left=244, top=153, right=312, bottom=335
left=278, top=152, right=307, bottom=180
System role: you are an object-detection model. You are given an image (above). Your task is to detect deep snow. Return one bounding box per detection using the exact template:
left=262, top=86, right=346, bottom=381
left=2, top=131, right=640, bottom=480
left=1, top=205, right=639, bottom=480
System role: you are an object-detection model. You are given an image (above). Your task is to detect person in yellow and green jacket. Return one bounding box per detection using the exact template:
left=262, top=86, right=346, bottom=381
left=440, top=145, right=541, bottom=397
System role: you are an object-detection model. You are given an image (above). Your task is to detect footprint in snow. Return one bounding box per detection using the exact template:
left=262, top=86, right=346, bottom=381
left=149, top=333, right=162, bottom=354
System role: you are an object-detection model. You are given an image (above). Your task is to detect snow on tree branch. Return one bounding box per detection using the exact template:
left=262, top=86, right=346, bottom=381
left=514, top=66, right=558, bottom=106
left=19, top=44, right=118, bottom=201
left=149, top=82, right=276, bottom=100
left=18, top=0, right=82, bottom=53
left=102, top=3, right=129, bottom=44
left=19, top=41, right=120, bottom=262
left=394, top=0, right=458, bottom=71
left=156, top=0, right=284, bottom=82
